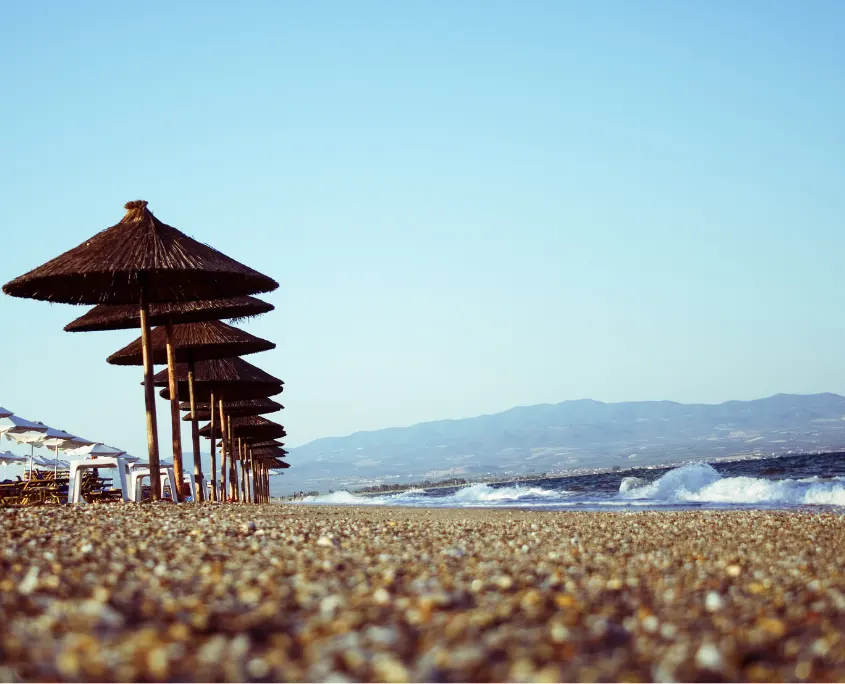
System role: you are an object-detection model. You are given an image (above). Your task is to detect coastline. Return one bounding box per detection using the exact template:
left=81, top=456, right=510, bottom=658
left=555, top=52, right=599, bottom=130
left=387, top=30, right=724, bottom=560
left=351, top=450, right=803, bottom=498
left=2, top=504, right=844, bottom=681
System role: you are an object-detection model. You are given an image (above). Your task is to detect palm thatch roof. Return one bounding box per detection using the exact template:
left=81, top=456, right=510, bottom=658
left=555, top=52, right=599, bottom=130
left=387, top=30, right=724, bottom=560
left=154, top=357, right=283, bottom=401
left=108, top=320, right=274, bottom=366
left=265, top=459, right=290, bottom=469
left=64, top=296, right=273, bottom=332
left=181, top=398, right=283, bottom=421
left=248, top=439, right=286, bottom=449
left=3, top=200, right=278, bottom=304
left=198, top=415, right=285, bottom=441
left=250, top=446, right=288, bottom=459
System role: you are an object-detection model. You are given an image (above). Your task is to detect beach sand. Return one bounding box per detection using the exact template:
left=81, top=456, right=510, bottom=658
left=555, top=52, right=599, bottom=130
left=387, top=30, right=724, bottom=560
left=1, top=505, right=844, bottom=682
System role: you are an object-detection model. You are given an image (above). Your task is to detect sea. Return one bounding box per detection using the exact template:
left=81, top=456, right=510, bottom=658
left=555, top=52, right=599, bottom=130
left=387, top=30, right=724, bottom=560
left=301, top=451, right=845, bottom=510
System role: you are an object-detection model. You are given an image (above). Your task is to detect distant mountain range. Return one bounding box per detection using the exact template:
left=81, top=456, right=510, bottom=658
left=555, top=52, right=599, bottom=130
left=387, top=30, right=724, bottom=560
left=274, top=393, right=845, bottom=494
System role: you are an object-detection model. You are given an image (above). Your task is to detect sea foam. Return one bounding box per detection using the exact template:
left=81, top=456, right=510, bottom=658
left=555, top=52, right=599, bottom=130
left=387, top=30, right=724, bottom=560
left=618, top=462, right=845, bottom=506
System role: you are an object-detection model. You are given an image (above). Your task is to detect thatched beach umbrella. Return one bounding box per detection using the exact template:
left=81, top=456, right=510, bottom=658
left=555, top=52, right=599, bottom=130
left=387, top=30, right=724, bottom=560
left=230, top=438, right=286, bottom=497
left=248, top=440, right=286, bottom=450
left=238, top=423, right=286, bottom=503
left=108, top=321, right=274, bottom=501
left=156, top=357, right=283, bottom=501
left=67, top=297, right=274, bottom=501
left=2, top=201, right=278, bottom=500
left=199, top=416, right=286, bottom=442
left=198, top=416, right=285, bottom=502
left=182, top=398, right=283, bottom=421
left=250, top=447, right=289, bottom=502
left=64, top=296, right=274, bottom=332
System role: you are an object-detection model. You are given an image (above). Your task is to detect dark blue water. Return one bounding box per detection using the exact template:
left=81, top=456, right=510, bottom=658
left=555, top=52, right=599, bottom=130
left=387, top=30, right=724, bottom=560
left=305, top=452, right=845, bottom=510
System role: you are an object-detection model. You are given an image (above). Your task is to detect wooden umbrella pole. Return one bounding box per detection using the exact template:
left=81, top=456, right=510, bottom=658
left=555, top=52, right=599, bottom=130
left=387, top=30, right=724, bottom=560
left=264, top=464, right=269, bottom=503
left=164, top=318, right=183, bottom=502
left=242, top=443, right=249, bottom=503
left=249, top=449, right=256, bottom=503
left=186, top=355, right=205, bottom=502
left=218, top=397, right=228, bottom=502
left=242, top=445, right=249, bottom=502
left=139, top=280, right=162, bottom=501
left=238, top=439, right=246, bottom=502
left=229, top=423, right=239, bottom=502
left=239, top=440, right=247, bottom=502
left=259, top=462, right=265, bottom=503
left=209, top=389, right=217, bottom=502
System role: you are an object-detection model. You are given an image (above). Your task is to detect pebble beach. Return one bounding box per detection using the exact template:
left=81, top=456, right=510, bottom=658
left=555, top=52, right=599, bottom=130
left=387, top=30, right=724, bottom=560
left=1, top=505, right=844, bottom=682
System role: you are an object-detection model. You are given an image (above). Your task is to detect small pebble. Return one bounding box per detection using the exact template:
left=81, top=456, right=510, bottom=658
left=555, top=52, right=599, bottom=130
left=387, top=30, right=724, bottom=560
left=0, top=505, right=842, bottom=682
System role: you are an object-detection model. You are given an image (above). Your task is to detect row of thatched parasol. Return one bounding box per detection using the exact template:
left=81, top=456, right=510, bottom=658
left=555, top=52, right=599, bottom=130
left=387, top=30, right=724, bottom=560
left=3, top=200, right=289, bottom=502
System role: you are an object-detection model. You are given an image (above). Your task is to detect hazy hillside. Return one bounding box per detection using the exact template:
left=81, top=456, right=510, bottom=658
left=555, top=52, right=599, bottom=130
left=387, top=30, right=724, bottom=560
left=273, top=393, right=845, bottom=494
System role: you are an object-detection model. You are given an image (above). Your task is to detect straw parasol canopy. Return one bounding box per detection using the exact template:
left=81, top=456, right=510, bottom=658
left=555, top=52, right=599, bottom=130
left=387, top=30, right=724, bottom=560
left=250, top=447, right=288, bottom=459
left=214, top=440, right=285, bottom=450
left=64, top=296, right=274, bottom=332
left=65, top=297, right=276, bottom=504
left=3, top=201, right=278, bottom=304
left=155, top=357, right=282, bottom=503
left=107, top=321, right=275, bottom=366
left=244, top=439, right=285, bottom=449
left=2, top=200, right=278, bottom=501
left=111, top=321, right=275, bottom=502
left=182, top=398, right=283, bottom=421
left=155, top=358, right=283, bottom=402
left=199, top=416, right=285, bottom=442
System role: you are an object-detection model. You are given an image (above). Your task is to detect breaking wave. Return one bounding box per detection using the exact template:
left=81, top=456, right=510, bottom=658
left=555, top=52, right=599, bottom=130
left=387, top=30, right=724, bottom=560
left=618, top=462, right=845, bottom=506
left=298, top=462, right=845, bottom=510
left=303, top=483, right=564, bottom=507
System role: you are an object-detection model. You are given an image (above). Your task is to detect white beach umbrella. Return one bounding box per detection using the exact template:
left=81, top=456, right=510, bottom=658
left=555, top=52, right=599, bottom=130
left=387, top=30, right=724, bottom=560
left=0, top=451, right=25, bottom=481
left=0, top=451, right=25, bottom=466
left=65, top=443, right=126, bottom=459
left=3, top=420, right=51, bottom=479
left=39, top=427, right=79, bottom=448
left=0, top=407, right=12, bottom=419
left=0, top=415, right=48, bottom=436
left=38, top=428, right=90, bottom=476
left=36, top=455, right=67, bottom=468
left=63, top=435, right=94, bottom=449
left=133, top=458, right=172, bottom=468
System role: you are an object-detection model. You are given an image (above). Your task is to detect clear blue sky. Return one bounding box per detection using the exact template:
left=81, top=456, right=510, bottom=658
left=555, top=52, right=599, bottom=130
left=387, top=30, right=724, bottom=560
left=1, top=0, right=844, bottom=461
